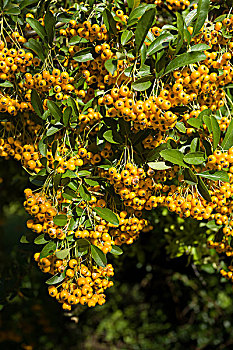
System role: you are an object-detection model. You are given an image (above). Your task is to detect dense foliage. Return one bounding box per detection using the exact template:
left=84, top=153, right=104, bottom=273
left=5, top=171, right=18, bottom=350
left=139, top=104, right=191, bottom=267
left=1, top=0, right=233, bottom=344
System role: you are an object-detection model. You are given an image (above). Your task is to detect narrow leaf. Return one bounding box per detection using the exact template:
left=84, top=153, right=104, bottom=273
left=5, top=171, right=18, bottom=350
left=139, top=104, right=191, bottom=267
left=164, top=51, right=206, bottom=75
left=93, top=207, right=119, bottom=226
left=135, top=8, right=155, bottom=52
left=91, top=245, right=107, bottom=267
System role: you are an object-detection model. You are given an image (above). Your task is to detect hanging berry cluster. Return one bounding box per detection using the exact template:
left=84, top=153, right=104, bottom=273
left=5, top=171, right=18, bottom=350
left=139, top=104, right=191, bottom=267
left=1, top=0, right=233, bottom=310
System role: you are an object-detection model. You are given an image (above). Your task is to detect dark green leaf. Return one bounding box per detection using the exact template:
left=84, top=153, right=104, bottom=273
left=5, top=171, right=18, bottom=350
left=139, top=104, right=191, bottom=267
left=193, top=0, right=210, bottom=36
left=46, top=126, right=63, bottom=136
left=40, top=241, right=56, bottom=259
left=221, top=119, right=233, bottom=150
left=20, top=0, right=38, bottom=9
left=73, top=48, right=93, bottom=62
left=147, top=32, right=174, bottom=56
left=47, top=100, right=63, bottom=122
left=67, top=96, right=79, bottom=116
left=197, top=177, right=211, bottom=201
left=103, top=8, right=117, bottom=35
left=103, top=130, right=120, bottom=144
left=63, top=106, right=72, bottom=127
left=127, top=4, right=156, bottom=26
left=5, top=5, right=20, bottom=15
left=110, top=245, right=123, bottom=255
left=132, top=75, right=153, bottom=91
left=164, top=51, right=206, bottom=75
left=79, top=184, right=91, bottom=201
left=187, top=118, right=202, bottom=128
left=93, top=207, right=119, bottom=226
left=23, top=39, right=45, bottom=61
left=45, top=272, right=66, bottom=285
left=184, top=151, right=206, bottom=165
left=191, top=43, right=211, bottom=51
left=183, top=168, right=198, bottom=185
left=91, top=245, right=107, bottom=267
left=26, top=17, right=47, bottom=40
left=44, top=10, right=56, bottom=45
left=160, top=149, right=188, bottom=167
left=121, top=30, right=133, bottom=45
left=135, top=8, right=155, bottom=53
left=53, top=214, right=68, bottom=227
left=31, top=89, right=43, bottom=118
left=198, top=170, right=229, bottom=183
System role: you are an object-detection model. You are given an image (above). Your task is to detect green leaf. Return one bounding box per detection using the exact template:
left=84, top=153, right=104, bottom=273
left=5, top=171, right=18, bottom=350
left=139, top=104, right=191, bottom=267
left=146, top=143, right=168, bottom=161
left=53, top=214, right=68, bottom=227
left=183, top=168, right=198, bottom=185
left=78, top=170, right=91, bottom=177
left=31, top=89, right=43, bottom=118
left=44, top=10, right=56, bottom=45
left=210, top=116, right=220, bottom=151
left=24, top=39, right=45, bottom=61
left=40, top=241, right=56, bottom=259
left=135, top=8, right=155, bottom=53
left=132, top=75, right=153, bottom=91
left=34, top=234, right=49, bottom=244
left=26, top=17, right=47, bottom=40
left=47, top=100, right=63, bottom=122
left=148, top=161, right=171, bottom=170
left=79, top=184, right=91, bottom=201
left=203, top=115, right=220, bottom=151
left=91, top=245, right=107, bottom=267
left=76, top=238, right=90, bottom=248
left=164, top=51, right=206, bottom=75
left=93, top=207, right=119, bottom=226
left=193, top=0, right=210, bottom=37
left=160, top=149, right=188, bottom=167
left=221, top=119, right=233, bottom=150
left=20, top=0, right=38, bottom=9
left=147, top=32, right=174, bottom=56
left=198, top=170, right=229, bottom=183
left=69, top=35, right=88, bottom=45
left=4, top=4, right=20, bottom=15
left=45, top=272, right=66, bottom=285
left=73, top=48, right=93, bottom=62
left=187, top=118, right=202, bottom=128
left=197, top=177, right=211, bottom=202
left=20, top=235, right=30, bottom=244
left=121, top=30, right=133, bottom=45
left=175, top=12, right=184, bottom=54
left=46, top=125, right=63, bottom=136
left=67, top=96, right=79, bottom=116
left=104, top=59, right=118, bottom=76
left=175, top=122, right=186, bottom=133
left=110, top=245, right=123, bottom=255
left=63, top=106, right=72, bottom=127
left=190, top=138, right=200, bottom=152
left=183, top=151, right=206, bottom=165
left=103, top=130, right=120, bottom=144
left=127, top=0, right=140, bottom=9
left=103, top=8, right=117, bottom=35
left=0, top=81, right=13, bottom=87
left=55, top=248, right=70, bottom=259
left=191, top=43, right=211, bottom=51
left=127, top=4, right=156, bottom=26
